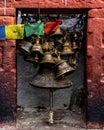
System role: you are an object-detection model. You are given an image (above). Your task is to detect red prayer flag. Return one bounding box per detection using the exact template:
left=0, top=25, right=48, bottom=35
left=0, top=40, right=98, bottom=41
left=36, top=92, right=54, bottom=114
left=44, top=20, right=62, bottom=35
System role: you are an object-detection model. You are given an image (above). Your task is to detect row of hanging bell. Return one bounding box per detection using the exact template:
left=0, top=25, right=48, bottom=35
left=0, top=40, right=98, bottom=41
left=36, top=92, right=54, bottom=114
left=60, top=37, right=78, bottom=67
left=49, top=28, right=79, bottom=68
left=24, top=35, right=74, bottom=88
left=20, top=35, right=44, bottom=63
left=30, top=38, right=75, bottom=88
left=19, top=28, right=76, bottom=88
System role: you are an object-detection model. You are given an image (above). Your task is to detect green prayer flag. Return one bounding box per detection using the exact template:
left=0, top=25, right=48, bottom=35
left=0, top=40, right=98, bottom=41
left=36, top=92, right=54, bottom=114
left=24, top=22, right=44, bottom=37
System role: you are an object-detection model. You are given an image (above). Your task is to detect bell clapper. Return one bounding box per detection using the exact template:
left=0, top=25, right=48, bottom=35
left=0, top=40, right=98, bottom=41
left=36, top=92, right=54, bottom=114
left=49, top=89, right=54, bottom=124
left=49, top=110, right=54, bottom=124
left=34, top=54, right=39, bottom=62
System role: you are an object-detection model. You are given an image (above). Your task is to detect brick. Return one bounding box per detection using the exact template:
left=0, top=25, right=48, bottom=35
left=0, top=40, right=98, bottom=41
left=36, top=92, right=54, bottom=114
left=11, top=0, right=104, bottom=9
left=0, top=16, right=15, bottom=25
left=0, top=8, right=15, bottom=16
left=88, top=9, right=104, bottom=18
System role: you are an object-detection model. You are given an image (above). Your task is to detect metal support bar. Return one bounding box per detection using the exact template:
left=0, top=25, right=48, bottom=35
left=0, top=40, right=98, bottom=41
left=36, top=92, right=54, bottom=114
left=49, top=89, right=53, bottom=111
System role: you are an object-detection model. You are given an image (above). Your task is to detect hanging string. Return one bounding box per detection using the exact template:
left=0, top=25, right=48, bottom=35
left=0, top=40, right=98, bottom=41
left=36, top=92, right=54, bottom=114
left=4, top=0, right=6, bottom=15
left=38, top=0, right=41, bottom=21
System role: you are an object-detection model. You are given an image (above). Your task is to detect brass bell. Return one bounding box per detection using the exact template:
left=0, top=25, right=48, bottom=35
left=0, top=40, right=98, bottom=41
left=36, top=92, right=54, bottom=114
left=73, top=32, right=78, bottom=40
left=42, top=41, right=50, bottom=52
left=31, top=43, right=44, bottom=55
left=40, top=51, right=55, bottom=65
left=72, top=41, right=78, bottom=50
left=25, top=54, right=39, bottom=63
left=61, top=40, right=74, bottom=55
left=55, top=53, right=75, bottom=79
left=31, top=36, right=44, bottom=55
left=50, top=27, right=63, bottom=38
left=55, top=60, right=75, bottom=79
left=20, top=41, right=33, bottom=55
left=30, top=63, right=72, bottom=89
left=56, top=38, right=63, bottom=45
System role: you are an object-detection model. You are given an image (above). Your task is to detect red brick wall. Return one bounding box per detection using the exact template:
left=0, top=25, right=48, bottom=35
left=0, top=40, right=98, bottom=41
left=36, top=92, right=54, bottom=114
left=0, top=0, right=104, bottom=128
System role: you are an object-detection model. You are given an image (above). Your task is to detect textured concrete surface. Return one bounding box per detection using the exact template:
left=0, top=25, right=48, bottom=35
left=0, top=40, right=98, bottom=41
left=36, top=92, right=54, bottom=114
left=0, top=109, right=86, bottom=130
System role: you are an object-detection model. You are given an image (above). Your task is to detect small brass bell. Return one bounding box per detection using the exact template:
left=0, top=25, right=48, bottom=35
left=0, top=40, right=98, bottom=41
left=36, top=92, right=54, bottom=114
left=25, top=54, right=39, bottom=63
left=31, top=43, right=44, bottom=55
left=17, top=40, right=26, bottom=54
left=42, top=41, right=50, bottom=52
left=50, top=27, right=63, bottom=38
left=56, top=38, right=63, bottom=45
left=55, top=53, right=75, bottom=79
left=31, top=36, right=44, bottom=55
left=40, top=51, right=55, bottom=65
left=20, top=41, right=33, bottom=55
left=55, top=60, right=75, bottom=79
left=72, top=41, right=78, bottom=50
left=61, top=40, right=74, bottom=55
left=74, top=33, right=78, bottom=40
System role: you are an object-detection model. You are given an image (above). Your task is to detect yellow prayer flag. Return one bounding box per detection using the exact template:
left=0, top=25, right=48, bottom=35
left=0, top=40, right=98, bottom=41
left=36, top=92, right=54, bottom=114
left=5, top=24, right=24, bottom=39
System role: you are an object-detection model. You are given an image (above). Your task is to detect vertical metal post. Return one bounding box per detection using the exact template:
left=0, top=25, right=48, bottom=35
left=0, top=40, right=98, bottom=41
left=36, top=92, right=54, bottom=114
left=49, top=89, right=53, bottom=111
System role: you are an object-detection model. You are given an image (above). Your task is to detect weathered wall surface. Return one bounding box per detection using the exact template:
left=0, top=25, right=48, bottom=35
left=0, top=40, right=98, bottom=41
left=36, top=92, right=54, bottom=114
left=86, top=9, right=104, bottom=128
left=0, top=0, right=104, bottom=128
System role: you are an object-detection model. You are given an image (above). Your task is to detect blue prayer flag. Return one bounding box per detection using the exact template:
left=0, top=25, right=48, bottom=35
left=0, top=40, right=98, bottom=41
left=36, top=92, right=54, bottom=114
left=0, top=25, right=5, bottom=40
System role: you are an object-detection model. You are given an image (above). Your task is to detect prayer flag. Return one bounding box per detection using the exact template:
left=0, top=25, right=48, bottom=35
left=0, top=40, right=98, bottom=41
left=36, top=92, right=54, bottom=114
left=24, top=22, right=44, bottom=37
left=44, top=20, right=62, bottom=35
left=0, top=25, right=5, bottom=40
left=5, top=24, right=24, bottom=39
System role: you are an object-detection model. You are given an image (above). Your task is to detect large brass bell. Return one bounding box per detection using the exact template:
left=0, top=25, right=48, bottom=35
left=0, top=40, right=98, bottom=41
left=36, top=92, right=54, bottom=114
left=55, top=54, right=75, bottom=79
left=40, top=51, right=55, bottom=65
left=30, top=63, right=72, bottom=89
left=20, top=41, right=33, bottom=55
